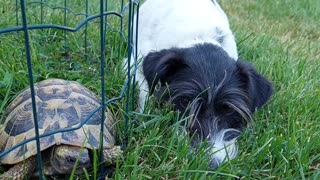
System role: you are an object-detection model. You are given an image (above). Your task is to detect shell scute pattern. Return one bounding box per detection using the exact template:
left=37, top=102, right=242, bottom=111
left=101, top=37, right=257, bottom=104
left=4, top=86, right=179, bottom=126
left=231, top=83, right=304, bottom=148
left=1, top=88, right=33, bottom=121
left=68, top=93, right=102, bottom=126
left=0, top=79, right=115, bottom=164
left=69, top=82, right=101, bottom=103
left=16, top=142, right=27, bottom=157
left=3, top=97, right=40, bottom=136
left=37, top=87, right=71, bottom=101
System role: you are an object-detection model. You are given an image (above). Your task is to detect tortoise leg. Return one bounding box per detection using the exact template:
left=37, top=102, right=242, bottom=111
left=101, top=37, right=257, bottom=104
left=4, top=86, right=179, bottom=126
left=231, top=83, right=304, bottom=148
left=0, top=156, right=36, bottom=180
left=102, top=146, right=123, bottom=166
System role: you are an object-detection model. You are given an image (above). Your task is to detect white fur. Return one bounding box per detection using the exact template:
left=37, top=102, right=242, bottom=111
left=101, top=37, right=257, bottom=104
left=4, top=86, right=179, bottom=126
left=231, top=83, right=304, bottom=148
left=176, top=125, right=240, bottom=166
left=208, top=129, right=240, bottom=166
left=127, top=0, right=240, bottom=166
left=135, top=0, right=237, bottom=59
left=131, top=0, right=238, bottom=111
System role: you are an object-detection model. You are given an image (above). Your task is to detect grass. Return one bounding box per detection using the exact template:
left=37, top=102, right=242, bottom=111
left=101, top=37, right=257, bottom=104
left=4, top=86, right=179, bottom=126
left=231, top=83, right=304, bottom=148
left=0, top=0, right=319, bottom=179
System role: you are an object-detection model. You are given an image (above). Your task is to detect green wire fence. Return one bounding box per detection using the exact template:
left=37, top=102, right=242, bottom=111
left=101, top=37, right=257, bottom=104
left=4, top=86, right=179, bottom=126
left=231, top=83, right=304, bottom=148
left=0, top=0, right=140, bottom=179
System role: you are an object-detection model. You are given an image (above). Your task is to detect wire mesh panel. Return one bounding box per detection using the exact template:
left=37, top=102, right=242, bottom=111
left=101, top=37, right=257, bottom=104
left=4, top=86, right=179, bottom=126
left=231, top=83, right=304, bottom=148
left=0, top=0, right=139, bottom=179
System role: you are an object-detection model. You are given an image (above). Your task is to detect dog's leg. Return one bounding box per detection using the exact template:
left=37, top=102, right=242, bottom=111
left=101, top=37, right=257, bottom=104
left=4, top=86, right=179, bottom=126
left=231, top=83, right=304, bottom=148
left=123, top=54, right=149, bottom=112
left=136, top=70, right=149, bottom=112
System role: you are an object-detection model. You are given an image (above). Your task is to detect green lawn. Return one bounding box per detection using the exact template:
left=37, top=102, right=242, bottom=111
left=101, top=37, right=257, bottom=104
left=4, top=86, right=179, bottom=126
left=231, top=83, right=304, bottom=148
left=1, top=0, right=319, bottom=179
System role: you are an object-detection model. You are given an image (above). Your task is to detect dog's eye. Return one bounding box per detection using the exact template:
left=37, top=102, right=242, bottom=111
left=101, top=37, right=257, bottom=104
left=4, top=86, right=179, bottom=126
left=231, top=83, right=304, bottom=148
left=180, top=98, right=190, bottom=108
left=218, top=104, right=235, bottom=115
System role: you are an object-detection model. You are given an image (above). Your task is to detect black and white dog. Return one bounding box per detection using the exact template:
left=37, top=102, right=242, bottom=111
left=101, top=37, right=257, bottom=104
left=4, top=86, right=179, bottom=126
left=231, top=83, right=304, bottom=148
left=130, top=0, right=273, bottom=168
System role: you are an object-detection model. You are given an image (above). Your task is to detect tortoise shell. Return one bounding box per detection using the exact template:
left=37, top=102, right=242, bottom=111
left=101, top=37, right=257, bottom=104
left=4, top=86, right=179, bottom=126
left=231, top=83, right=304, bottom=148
left=0, top=79, right=115, bottom=164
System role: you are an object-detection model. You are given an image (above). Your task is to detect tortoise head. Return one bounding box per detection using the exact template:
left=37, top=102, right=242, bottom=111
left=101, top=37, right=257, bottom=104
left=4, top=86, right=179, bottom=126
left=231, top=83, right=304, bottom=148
left=50, top=145, right=91, bottom=174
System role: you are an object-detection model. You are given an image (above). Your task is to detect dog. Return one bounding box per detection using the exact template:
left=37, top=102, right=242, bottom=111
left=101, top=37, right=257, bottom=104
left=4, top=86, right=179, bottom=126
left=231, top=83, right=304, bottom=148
left=129, top=0, right=273, bottom=169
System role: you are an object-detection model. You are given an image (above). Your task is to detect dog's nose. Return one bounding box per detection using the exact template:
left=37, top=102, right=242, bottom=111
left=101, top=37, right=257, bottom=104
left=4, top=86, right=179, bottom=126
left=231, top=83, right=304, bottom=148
left=208, top=158, right=220, bottom=169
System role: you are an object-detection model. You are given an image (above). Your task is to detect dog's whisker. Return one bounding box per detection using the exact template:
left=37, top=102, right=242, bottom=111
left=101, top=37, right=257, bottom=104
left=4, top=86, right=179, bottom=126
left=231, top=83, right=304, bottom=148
left=188, top=100, right=202, bottom=129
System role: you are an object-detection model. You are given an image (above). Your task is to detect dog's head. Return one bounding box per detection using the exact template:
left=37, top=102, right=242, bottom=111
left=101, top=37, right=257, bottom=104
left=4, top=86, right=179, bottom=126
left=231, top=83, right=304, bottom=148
left=142, top=43, right=273, bottom=168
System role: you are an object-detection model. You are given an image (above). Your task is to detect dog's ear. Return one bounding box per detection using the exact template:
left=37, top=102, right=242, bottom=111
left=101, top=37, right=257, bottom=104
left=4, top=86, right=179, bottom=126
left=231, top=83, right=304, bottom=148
left=236, top=61, right=273, bottom=110
left=142, top=49, right=188, bottom=94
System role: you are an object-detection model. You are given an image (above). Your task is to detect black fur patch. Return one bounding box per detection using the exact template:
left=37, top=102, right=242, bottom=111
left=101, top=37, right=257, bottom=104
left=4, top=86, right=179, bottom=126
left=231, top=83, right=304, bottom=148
left=143, top=43, right=273, bottom=141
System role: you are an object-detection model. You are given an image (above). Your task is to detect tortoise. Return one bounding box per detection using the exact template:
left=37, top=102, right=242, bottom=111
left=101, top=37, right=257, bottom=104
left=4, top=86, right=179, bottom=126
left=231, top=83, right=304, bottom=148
left=0, top=79, right=122, bottom=179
